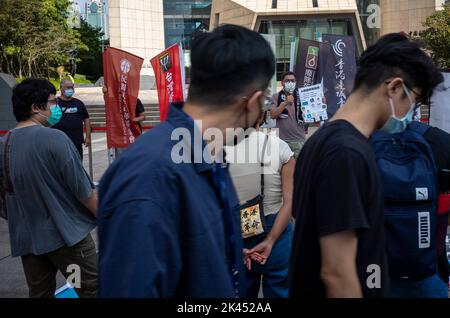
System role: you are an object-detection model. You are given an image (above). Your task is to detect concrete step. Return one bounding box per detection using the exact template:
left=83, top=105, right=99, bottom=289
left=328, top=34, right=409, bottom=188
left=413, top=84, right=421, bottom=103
left=86, top=102, right=161, bottom=128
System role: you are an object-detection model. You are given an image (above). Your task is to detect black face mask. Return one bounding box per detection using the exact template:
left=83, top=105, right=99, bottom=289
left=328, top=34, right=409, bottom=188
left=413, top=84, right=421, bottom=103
left=248, top=95, right=265, bottom=129
left=230, top=95, right=264, bottom=146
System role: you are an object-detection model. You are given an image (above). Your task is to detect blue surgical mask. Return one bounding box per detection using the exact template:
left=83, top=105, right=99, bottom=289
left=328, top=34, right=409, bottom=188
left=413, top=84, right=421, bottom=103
left=38, top=105, right=62, bottom=126
left=380, top=84, right=416, bottom=134
left=64, top=89, right=74, bottom=98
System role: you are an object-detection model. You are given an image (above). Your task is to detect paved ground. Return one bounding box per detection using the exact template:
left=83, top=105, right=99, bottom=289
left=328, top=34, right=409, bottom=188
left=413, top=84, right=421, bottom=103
left=3, top=122, right=448, bottom=298
left=82, top=132, right=109, bottom=183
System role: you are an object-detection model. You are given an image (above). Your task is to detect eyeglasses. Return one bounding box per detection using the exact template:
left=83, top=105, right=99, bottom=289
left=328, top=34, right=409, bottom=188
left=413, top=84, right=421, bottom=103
left=385, top=80, right=423, bottom=108
left=413, top=101, right=423, bottom=112
left=284, top=80, right=296, bottom=83
left=403, top=83, right=423, bottom=111
left=47, top=98, right=58, bottom=107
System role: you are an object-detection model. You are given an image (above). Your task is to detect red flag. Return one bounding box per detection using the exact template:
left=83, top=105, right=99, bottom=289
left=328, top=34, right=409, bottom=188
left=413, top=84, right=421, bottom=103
left=103, top=47, right=144, bottom=149
left=150, top=44, right=185, bottom=122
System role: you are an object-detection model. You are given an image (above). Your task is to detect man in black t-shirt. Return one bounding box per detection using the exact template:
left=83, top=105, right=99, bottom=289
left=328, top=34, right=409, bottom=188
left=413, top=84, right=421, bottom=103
left=53, top=79, right=92, bottom=160
left=289, top=34, right=444, bottom=298
left=134, top=98, right=146, bottom=134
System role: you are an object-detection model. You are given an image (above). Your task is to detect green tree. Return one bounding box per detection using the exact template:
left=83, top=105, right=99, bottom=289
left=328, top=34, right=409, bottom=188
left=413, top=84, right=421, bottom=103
left=420, top=4, right=450, bottom=69
left=74, top=19, right=105, bottom=81
left=0, top=0, right=80, bottom=78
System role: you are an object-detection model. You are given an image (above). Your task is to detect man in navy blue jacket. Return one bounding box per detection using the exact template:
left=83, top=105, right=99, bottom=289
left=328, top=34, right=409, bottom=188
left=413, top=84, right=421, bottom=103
left=98, top=24, right=275, bottom=298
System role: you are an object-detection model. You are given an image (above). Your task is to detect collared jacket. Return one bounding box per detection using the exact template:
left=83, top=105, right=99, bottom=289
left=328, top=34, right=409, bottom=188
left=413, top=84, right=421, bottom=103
left=98, top=103, right=245, bottom=298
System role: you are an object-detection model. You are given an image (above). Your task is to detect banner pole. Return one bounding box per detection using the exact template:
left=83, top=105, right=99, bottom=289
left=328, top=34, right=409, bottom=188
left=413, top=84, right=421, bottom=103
left=179, top=43, right=187, bottom=100
left=289, top=33, right=296, bottom=72
left=88, top=142, right=94, bottom=180
left=108, top=148, right=115, bottom=165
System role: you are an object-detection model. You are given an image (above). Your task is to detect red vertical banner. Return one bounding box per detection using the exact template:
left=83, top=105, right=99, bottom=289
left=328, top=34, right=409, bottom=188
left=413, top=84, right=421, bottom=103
left=103, top=47, right=144, bottom=149
left=150, top=44, right=185, bottom=122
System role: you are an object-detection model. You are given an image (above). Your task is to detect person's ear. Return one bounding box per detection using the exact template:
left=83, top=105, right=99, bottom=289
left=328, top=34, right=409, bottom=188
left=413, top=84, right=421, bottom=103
left=31, top=104, right=41, bottom=113
left=386, top=77, right=404, bottom=100
left=246, top=90, right=264, bottom=112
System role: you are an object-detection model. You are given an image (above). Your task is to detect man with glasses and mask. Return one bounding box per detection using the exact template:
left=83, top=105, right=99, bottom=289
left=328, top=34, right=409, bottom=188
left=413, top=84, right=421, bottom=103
left=53, top=78, right=92, bottom=160
left=289, top=33, right=443, bottom=298
left=97, top=24, right=275, bottom=298
left=269, top=72, right=307, bottom=159
left=0, top=79, right=98, bottom=298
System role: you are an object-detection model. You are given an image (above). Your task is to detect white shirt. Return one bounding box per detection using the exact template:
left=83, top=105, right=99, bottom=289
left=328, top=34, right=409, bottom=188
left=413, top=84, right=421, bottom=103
left=226, top=131, right=294, bottom=216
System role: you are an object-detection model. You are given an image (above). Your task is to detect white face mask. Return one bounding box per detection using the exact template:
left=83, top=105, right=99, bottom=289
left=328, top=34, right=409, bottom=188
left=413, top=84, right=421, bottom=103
left=284, top=82, right=297, bottom=94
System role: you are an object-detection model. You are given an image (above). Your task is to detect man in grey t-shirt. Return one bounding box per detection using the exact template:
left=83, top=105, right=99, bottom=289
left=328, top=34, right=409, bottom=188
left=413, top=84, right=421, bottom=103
left=269, top=72, right=307, bottom=159
left=0, top=79, right=98, bottom=298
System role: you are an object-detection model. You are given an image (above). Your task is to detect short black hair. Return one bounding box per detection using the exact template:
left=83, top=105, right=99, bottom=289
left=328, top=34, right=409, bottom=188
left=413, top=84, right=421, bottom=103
left=12, top=78, right=56, bottom=122
left=354, top=33, right=443, bottom=104
left=281, top=72, right=296, bottom=81
left=188, top=24, right=275, bottom=107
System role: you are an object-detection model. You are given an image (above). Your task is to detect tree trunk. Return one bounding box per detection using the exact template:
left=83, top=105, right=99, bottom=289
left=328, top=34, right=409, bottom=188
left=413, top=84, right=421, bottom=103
left=18, top=56, right=22, bottom=79
left=46, top=61, right=50, bottom=79
left=6, top=54, right=12, bottom=76
left=28, top=57, right=32, bottom=78
left=3, top=53, right=8, bottom=74
left=0, top=49, right=3, bottom=73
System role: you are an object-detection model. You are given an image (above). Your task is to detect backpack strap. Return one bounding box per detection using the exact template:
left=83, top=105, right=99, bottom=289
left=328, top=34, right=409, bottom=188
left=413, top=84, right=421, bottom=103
left=409, top=121, right=431, bottom=137
left=409, top=121, right=439, bottom=185
left=259, top=134, right=269, bottom=198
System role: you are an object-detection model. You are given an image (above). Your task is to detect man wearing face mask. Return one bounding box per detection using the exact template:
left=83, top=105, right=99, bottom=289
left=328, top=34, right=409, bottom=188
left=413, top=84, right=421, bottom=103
left=269, top=72, right=307, bottom=159
left=53, top=79, right=92, bottom=160
left=0, top=79, right=98, bottom=298
left=97, top=24, right=275, bottom=298
left=289, top=33, right=443, bottom=298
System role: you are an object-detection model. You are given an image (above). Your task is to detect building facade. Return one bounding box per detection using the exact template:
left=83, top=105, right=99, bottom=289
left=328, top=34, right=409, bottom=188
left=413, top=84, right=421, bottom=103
left=210, top=0, right=366, bottom=79
left=356, top=0, right=380, bottom=46
left=108, top=0, right=447, bottom=77
left=108, top=0, right=165, bottom=75
left=380, top=0, right=446, bottom=36
left=86, top=0, right=109, bottom=40
left=163, top=0, right=212, bottom=50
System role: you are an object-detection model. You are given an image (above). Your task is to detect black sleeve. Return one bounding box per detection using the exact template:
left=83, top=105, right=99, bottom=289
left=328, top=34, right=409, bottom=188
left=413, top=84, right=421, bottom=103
left=425, top=127, right=450, bottom=172
left=314, top=148, right=370, bottom=237
left=80, top=101, right=90, bottom=120
left=136, top=98, right=145, bottom=117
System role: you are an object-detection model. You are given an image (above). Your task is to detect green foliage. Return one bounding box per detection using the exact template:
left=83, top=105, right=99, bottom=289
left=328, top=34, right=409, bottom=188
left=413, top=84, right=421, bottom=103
left=74, top=19, right=104, bottom=81
left=420, top=4, right=450, bottom=69
left=0, top=0, right=104, bottom=81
